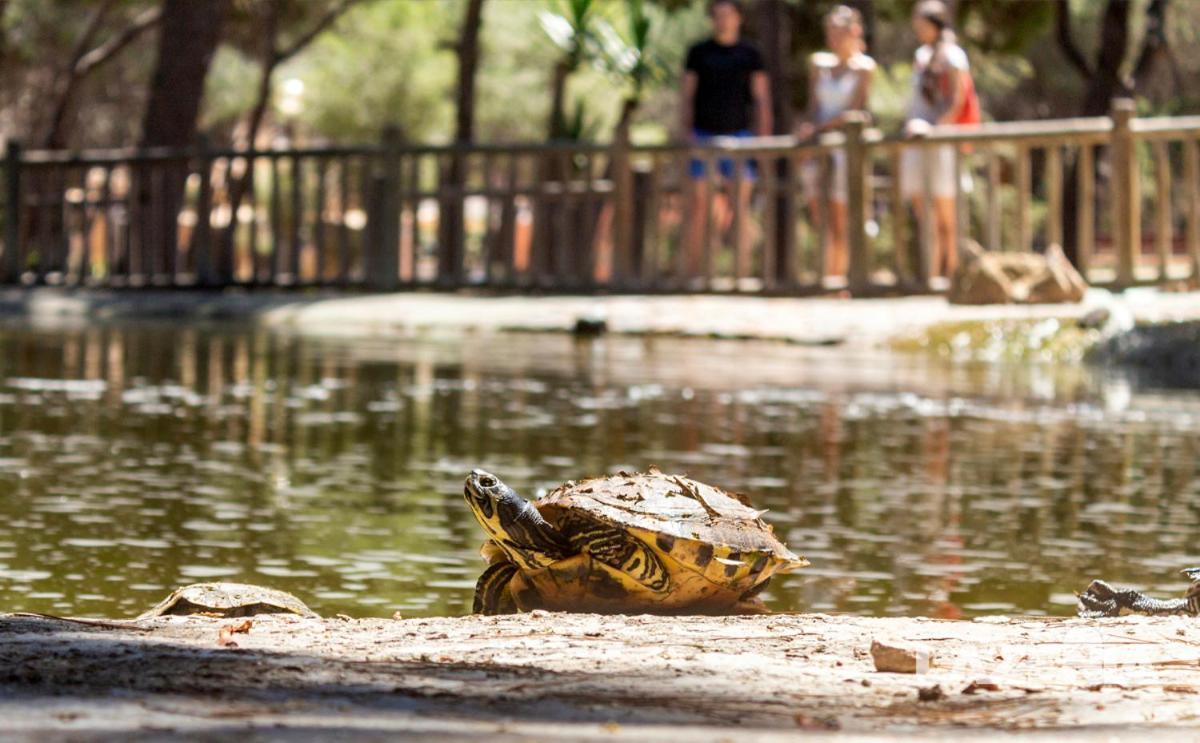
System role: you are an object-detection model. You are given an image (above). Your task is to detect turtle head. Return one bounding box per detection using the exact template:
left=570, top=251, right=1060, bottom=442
left=464, top=470, right=567, bottom=570
left=464, top=469, right=522, bottom=538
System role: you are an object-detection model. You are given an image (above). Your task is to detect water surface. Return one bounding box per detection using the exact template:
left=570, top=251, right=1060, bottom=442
left=1, top=322, right=1198, bottom=619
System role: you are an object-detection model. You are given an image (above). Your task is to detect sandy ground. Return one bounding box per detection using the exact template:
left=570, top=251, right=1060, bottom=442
left=3, top=611, right=1200, bottom=741
left=2, top=286, right=1199, bottom=346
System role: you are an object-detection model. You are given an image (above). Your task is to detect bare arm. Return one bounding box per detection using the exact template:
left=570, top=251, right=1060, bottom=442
left=750, top=70, right=772, bottom=137
left=797, top=60, right=820, bottom=139
left=851, top=65, right=873, bottom=117
left=679, top=71, right=697, bottom=142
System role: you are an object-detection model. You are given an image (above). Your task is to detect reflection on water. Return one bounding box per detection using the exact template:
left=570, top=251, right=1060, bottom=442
left=1, top=322, right=1199, bottom=619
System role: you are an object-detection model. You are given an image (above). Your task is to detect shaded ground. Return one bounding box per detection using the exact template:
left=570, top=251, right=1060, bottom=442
left=4, top=612, right=1200, bottom=740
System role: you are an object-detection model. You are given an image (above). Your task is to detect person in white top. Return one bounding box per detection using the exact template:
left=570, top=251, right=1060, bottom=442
left=797, top=5, right=874, bottom=280
left=901, top=0, right=971, bottom=279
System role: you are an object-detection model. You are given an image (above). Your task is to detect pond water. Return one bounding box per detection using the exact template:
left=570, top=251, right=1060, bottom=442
left=1, top=322, right=1198, bottom=620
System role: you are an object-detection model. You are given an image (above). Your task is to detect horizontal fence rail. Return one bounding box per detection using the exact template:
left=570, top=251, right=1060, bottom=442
left=1, top=99, right=1197, bottom=294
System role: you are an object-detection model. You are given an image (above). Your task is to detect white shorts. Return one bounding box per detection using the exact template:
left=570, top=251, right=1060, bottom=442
left=899, top=144, right=962, bottom=200
left=800, top=151, right=847, bottom=203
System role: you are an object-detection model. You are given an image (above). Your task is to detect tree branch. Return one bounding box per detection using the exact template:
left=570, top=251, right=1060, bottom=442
left=217, top=0, right=362, bottom=257
left=1054, top=0, right=1092, bottom=80
left=43, top=3, right=163, bottom=147
left=74, top=6, right=163, bottom=77
left=66, top=0, right=119, bottom=71
left=275, top=0, right=361, bottom=64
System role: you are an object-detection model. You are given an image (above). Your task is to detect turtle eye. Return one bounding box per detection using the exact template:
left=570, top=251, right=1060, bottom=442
left=478, top=475, right=496, bottom=488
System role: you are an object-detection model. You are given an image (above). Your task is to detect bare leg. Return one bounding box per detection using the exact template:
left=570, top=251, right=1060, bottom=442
left=909, top=194, right=929, bottom=281
left=682, top=179, right=709, bottom=279
left=806, top=197, right=824, bottom=276
left=826, top=200, right=848, bottom=278
left=806, top=194, right=825, bottom=282
left=933, top=196, right=957, bottom=277
left=735, top=178, right=754, bottom=278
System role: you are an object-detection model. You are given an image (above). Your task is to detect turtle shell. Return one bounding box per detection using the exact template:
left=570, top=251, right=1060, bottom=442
left=137, top=582, right=317, bottom=619
left=534, top=470, right=807, bottom=597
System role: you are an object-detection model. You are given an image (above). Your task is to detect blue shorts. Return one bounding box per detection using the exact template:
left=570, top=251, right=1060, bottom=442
left=688, top=129, right=758, bottom=181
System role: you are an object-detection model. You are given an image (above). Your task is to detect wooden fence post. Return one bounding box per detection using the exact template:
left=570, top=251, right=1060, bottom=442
left=917, top=145, right=935, bottom=287
left=4, top=140, right=21, bottom=283
left=438, top=149, right=465, bottom=288
left=369, top=126, right=401, bottom=291
left=1076, top=144, right=1095, bottom=277
left=1111, top=98, right=1138, bottom=288
left=193, top=135, right=216, bottom=286
left=844, top=112, right=870, bottom=295
left=611, top=135, right=634, bottom=287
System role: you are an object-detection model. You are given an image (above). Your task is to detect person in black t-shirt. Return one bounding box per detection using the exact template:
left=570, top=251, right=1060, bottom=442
left=679, top=0, right=771, bottom=282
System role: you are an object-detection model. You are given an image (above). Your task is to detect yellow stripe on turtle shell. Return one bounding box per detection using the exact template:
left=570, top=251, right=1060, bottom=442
left=627, top=525, right=795, bottom=596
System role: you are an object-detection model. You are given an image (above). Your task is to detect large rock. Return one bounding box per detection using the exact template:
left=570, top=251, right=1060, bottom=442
left=1090, top=320, right=1200, bottom=387
left=948, top=242, right=1087, bottom=305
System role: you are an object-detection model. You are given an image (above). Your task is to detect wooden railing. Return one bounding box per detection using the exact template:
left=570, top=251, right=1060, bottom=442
left=2, top=98, right=1197, bottom=294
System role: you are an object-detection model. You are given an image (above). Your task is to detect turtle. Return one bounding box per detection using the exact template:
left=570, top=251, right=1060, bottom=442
left=1077, top=568, right=1200, bottom=618
left=137, top=582, right=318, bottom=620
left=462, top=468, right=808, bottom=615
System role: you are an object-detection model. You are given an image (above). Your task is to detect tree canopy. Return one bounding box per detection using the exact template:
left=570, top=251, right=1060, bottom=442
left=0, top=0, right=1193, bottom=150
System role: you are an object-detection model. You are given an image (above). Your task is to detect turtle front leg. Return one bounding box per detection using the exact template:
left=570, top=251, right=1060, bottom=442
left=1077, top=579, right=1194, bottom=618
left=474, top=561, right=520, bottom=615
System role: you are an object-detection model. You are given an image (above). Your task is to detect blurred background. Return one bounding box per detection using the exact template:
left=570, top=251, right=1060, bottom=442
left=0, top=0, right=1190, bottom=150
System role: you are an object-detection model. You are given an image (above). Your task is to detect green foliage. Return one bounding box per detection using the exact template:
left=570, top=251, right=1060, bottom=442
left=561, top=96, right=602, bottom=142
left=538, top=0, right=601, bottom=72
left=281, top=1, right=457, bottom=142
left=891, top=318, right=1103, bottom=364
left=202, top=46, right=263, bottom=134
left=594, top=0, right=671, bottom=103
left=957, top=0, right=1055, bottom=55
left=4, top=0, right=1200, bottom=148
left=864, top=62, right=912, bottom=131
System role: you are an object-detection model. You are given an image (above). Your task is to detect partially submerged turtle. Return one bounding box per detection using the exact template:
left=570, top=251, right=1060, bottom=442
left=463, top=468, right=808, bottom=615
left=1077, top=568, right=1200, bottom=617
left=138, top=582, right=317, bottom=619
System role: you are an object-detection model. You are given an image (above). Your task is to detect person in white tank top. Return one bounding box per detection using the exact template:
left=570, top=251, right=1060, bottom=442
left=796, top=6, right=875, bottom=282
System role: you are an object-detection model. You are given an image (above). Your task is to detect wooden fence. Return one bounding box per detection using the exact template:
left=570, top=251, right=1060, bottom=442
left=2, top=98, right=1198, bottom=294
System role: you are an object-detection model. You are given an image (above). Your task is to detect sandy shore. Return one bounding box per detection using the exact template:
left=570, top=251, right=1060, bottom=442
left=4, top=611, right=1200, bottom=740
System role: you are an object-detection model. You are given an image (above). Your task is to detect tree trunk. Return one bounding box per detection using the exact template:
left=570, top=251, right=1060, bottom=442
left=753, top=0, right=792, bottom=135
left=215, top=0, right=359, bottom=284
left=547, top=61, right=570, bottom=141
left=136, top=0, right=230, bottom=282
left=1081, top=0, right=1131, bottom=117
left=140, top=0, right=230, bottom=147
left=439, top=0, right=486, bottom=286
left=754, top=0, right=794, bottom=285
left=216, top=3, right=280, bottom=283
left=1061, top=0, right=1132, bottom=266
left=454, top=0, right=485, bottom=145
left=1132, top=0, right=1170, bottom=94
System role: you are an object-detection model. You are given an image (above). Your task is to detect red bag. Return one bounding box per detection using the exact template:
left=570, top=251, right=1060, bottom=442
left=938, top=65, right=981, bottom=152
left=953, top=69, right=981, bottom=126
